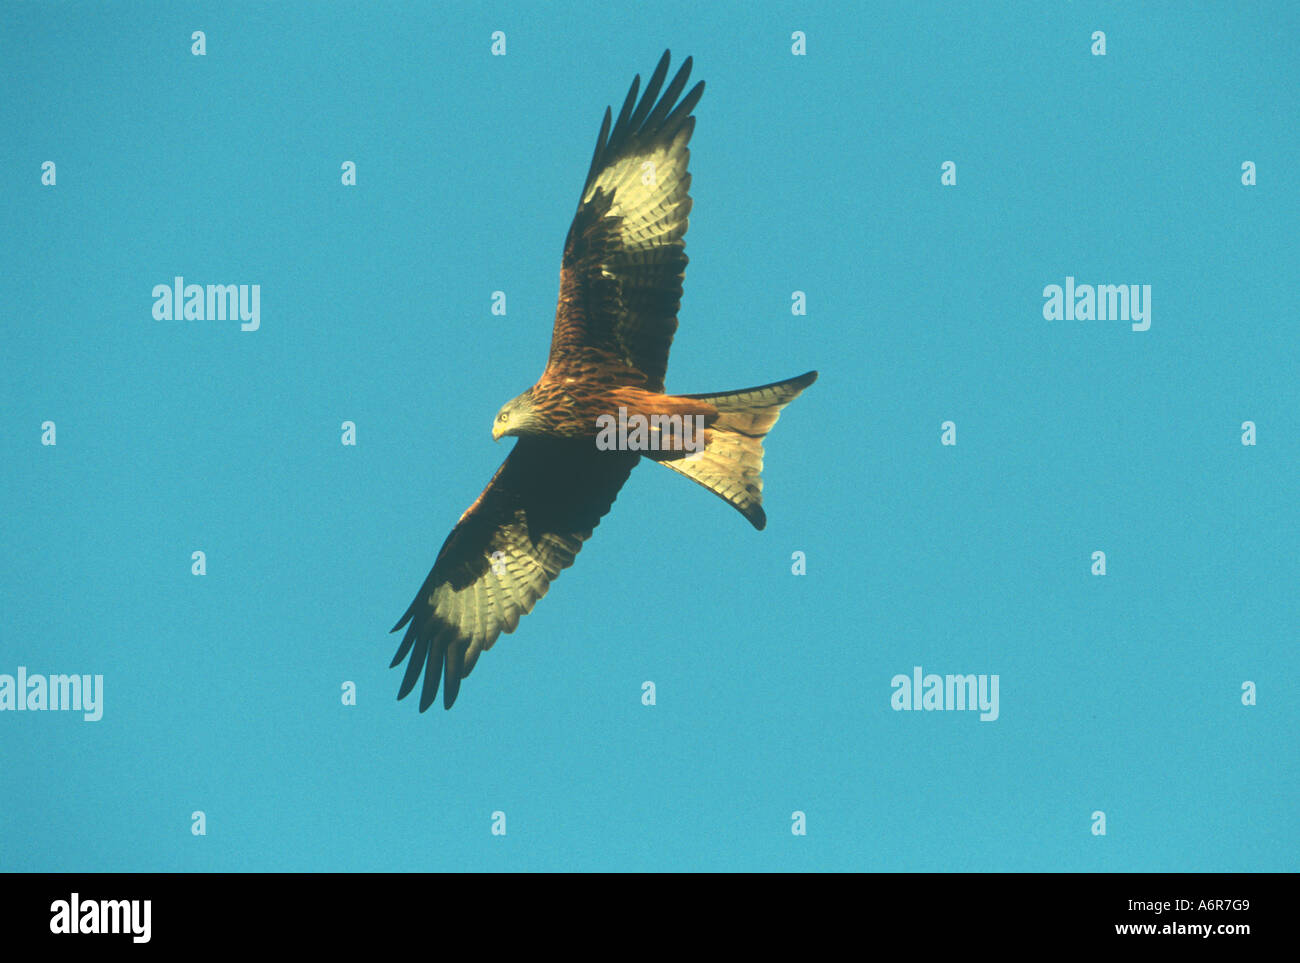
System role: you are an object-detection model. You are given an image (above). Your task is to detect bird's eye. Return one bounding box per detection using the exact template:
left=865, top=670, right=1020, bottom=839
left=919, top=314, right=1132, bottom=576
left=498, top=412, right=509, bottom=422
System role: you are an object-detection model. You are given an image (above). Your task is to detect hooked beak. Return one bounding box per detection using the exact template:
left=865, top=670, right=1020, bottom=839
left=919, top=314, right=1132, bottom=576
left=492, top=422, right=505, bottom=442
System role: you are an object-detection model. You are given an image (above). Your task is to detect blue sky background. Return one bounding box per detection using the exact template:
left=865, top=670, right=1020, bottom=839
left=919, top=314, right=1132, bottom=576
left=2, top=1, right=1296, bottom=871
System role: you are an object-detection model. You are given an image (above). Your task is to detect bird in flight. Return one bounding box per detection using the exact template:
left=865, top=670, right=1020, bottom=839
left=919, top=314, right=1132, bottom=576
left=391, top=51, right=817, bottom=710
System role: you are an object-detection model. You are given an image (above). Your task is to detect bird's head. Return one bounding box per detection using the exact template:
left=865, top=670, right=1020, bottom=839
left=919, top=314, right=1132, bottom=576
left=492, top=390, right=540, bottom=441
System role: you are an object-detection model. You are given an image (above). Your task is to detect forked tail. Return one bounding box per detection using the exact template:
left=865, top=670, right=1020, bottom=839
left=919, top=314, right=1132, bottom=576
left=656, top=370, right=818, bottom=530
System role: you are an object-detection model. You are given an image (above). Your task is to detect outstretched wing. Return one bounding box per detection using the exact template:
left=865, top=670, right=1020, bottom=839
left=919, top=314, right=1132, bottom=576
left=546, top=50, right=704, bottom=393
left=390, top=439, right=638, bottom=710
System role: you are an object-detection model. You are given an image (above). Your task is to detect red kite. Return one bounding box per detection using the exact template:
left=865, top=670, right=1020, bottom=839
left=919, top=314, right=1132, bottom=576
left=392, top=52, right=817, bottom=710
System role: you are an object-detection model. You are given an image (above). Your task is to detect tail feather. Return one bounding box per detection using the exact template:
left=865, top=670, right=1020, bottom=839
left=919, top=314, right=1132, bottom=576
left=657, top=370, right=817, bottom=529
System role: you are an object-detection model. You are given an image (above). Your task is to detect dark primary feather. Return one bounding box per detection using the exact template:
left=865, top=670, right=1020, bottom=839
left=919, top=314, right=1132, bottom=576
left=390, top=439, right=638, bottom=710
left=546, top=50, right=704, bottom=393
